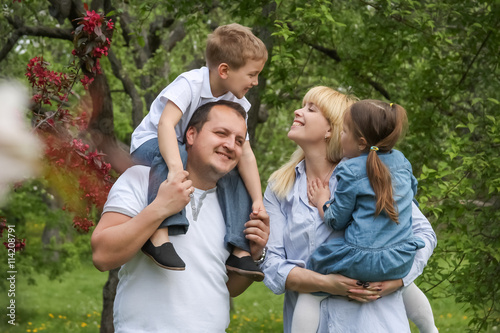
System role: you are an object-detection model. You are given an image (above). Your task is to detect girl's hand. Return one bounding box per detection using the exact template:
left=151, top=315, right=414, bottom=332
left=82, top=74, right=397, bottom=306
left=308, top=179, right=331, bottom=219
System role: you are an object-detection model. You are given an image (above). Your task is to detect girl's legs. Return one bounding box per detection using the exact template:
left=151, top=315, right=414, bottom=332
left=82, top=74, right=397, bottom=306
left=291, top=293, right=326, bottom=333
left=402, top=283, right=438, bottom=333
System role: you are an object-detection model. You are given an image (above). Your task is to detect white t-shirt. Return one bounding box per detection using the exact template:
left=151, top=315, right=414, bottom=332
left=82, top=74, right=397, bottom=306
left=130, top=67, right=251, bottom=153
left=103, top=166, right=231, bottom=332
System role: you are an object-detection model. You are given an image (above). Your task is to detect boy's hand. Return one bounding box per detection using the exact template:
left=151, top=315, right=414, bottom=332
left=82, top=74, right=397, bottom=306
left=251, top=199, right=265, bottom=217
left=166, top=168, right=187, bottom=183
left=307, top=178, right=331, bottom=209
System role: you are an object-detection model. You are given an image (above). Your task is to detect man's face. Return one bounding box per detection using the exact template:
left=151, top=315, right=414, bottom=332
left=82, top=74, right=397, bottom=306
left=185, top=105, right=247, bottom=187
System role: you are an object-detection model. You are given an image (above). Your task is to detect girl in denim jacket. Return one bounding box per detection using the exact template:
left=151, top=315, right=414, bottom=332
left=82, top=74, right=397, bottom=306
left=291, top=99, right=436, bottom=333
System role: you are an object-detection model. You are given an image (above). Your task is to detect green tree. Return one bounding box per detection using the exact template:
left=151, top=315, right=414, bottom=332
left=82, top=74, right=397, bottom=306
left=1, top=0, right=499, bottom=332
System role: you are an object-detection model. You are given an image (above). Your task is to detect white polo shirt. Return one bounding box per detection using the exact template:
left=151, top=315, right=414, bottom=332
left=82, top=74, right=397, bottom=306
left=103, top=166, right=231, bottom=332
left=130, top=67, right=251, bottom=153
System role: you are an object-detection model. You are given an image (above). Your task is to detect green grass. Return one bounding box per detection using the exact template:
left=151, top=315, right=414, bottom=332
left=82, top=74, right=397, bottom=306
left=1, top=263, right=498, bottom=332
left=0, top=262, right=108, bottom=333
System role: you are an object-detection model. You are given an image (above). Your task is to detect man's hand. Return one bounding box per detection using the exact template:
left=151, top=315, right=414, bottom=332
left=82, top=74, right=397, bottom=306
left=151, top=170, right=193, bottom=218
left=245, top=209, right=270, bottom=261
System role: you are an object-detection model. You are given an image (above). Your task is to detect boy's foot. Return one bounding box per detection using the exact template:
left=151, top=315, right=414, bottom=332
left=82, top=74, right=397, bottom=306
left=142, top=239, right=186, bottom=270
left=225, top=254, right=265, bottom=282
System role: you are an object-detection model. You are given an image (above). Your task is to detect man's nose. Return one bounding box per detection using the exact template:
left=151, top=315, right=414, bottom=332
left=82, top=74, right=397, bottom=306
left=222, top=137, right=236, bottom=150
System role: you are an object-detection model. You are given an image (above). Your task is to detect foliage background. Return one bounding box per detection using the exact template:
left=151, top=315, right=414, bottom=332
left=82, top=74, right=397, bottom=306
left=1, top=0, right=499, bottom=332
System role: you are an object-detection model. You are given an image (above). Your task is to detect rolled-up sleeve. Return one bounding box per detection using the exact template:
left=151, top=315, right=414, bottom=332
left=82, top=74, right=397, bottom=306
left=402, top=201, right=437, bottom=286
left=262, top=186, right=304, bottom=295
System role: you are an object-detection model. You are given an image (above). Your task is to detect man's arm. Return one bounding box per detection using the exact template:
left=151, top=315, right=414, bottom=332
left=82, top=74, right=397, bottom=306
left=226, top=209, right=270, bottom=297
left=91, top=170, right=192, bottom=271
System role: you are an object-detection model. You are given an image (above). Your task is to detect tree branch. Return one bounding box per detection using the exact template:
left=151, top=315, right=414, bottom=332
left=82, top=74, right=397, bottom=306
left=289, top=22, right=391, bottom=100
left=305, top=42, right=341, bottom=62
left=107, top=49, right=144, bottom=128
left=0, top=30, right=21, bottom=63
left=458, top=26, right=494, bottom=87
left=6, top=15, right=73, bottom=41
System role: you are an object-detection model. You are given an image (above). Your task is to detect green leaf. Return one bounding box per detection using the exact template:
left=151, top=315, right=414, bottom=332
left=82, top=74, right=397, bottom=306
left=137, top=36, right=145, bottom=48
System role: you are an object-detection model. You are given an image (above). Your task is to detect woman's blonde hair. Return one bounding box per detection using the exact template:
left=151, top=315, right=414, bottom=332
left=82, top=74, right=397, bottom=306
left=268, top=86, right=357, bottom=199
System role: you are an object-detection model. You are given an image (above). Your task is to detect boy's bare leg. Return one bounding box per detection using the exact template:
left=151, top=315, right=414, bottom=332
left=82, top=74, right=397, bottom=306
left=150, top=227, right=170, bottom=246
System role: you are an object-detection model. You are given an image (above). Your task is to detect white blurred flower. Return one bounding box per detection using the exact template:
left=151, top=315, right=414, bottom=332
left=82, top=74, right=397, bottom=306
left=0, top=80, right=43, bottom=204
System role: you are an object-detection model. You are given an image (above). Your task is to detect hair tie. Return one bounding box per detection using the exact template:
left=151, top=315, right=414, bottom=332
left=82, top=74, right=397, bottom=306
left=370, top=146, right=379, bottom=151
left=389, top=103, right=394, bottom=107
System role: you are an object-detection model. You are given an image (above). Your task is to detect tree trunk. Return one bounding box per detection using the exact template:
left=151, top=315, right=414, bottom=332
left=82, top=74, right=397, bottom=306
left=100, top=268, right=119, bottom=333
left=246, top=3, right=275, bottom=144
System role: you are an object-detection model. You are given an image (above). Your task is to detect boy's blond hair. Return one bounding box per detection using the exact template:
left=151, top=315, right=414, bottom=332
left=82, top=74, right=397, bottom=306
left=206, top=23, right=268, bottom=70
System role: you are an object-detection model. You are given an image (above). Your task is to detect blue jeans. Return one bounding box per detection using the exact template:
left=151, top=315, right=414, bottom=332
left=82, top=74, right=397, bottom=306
left=131, top=138, right=251, bottom=252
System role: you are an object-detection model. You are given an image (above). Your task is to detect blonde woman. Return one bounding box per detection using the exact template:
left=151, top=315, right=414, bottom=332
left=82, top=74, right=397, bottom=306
left=261, top=86, right=437, bottom=332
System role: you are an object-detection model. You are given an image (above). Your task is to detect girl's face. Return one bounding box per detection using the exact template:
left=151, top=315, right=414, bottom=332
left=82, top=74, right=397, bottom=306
left=287, top=102, right=331, bottom=145
left=341, top=119, right=361, bottom=159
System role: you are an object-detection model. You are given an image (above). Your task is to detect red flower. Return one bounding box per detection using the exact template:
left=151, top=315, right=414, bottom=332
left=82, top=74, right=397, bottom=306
left=73, top=216, right=95, bottom=233
left=82, top=10, right=103, bottom=34
left=80, top=75, right=94, bottom=90
left=3, top=238, right=26, bottom=252
left=107, top=19, right=114, bottom=30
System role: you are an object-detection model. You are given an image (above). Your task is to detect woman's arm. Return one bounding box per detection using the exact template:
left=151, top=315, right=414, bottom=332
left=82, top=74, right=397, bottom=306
left=261, top=186, right=299, bottom=295
left=402, top=201, right=437, bottom=286
left=262, top=186, right=364, bottom=296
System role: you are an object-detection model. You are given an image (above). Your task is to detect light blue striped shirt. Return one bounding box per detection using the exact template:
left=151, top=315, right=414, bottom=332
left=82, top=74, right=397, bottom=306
left=262, top=160, right=437, bottom=333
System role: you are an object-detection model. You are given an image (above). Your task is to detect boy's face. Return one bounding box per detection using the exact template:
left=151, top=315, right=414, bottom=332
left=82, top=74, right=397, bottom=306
left=224, top=59, right=266, bottom=99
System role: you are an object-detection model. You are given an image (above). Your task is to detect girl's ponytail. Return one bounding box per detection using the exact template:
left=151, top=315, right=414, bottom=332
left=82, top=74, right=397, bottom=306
left=348, top=100, right=408, bottom=224
left=366, top=146, right=399, bottom=223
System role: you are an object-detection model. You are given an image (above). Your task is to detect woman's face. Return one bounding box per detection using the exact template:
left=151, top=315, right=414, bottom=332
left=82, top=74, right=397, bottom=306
left=287, top=102, right=331, bottom=146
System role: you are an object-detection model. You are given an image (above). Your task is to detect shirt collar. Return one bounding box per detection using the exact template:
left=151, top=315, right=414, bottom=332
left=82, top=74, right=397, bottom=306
left=200, top=67, right=214, bottom=98
left=295, top=159, right=306, bottom=176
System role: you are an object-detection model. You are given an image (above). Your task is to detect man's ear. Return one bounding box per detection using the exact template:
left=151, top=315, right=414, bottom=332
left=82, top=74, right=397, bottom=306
left=185, top=126, right=197, bottom=147
left=218, top=63, right=229, bottom=79
left=358, top=137, right=367, bottom=151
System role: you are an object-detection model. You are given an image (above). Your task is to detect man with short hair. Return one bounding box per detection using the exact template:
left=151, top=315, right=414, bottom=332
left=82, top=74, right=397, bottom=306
left=91, top=101, right=269, bottom=332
